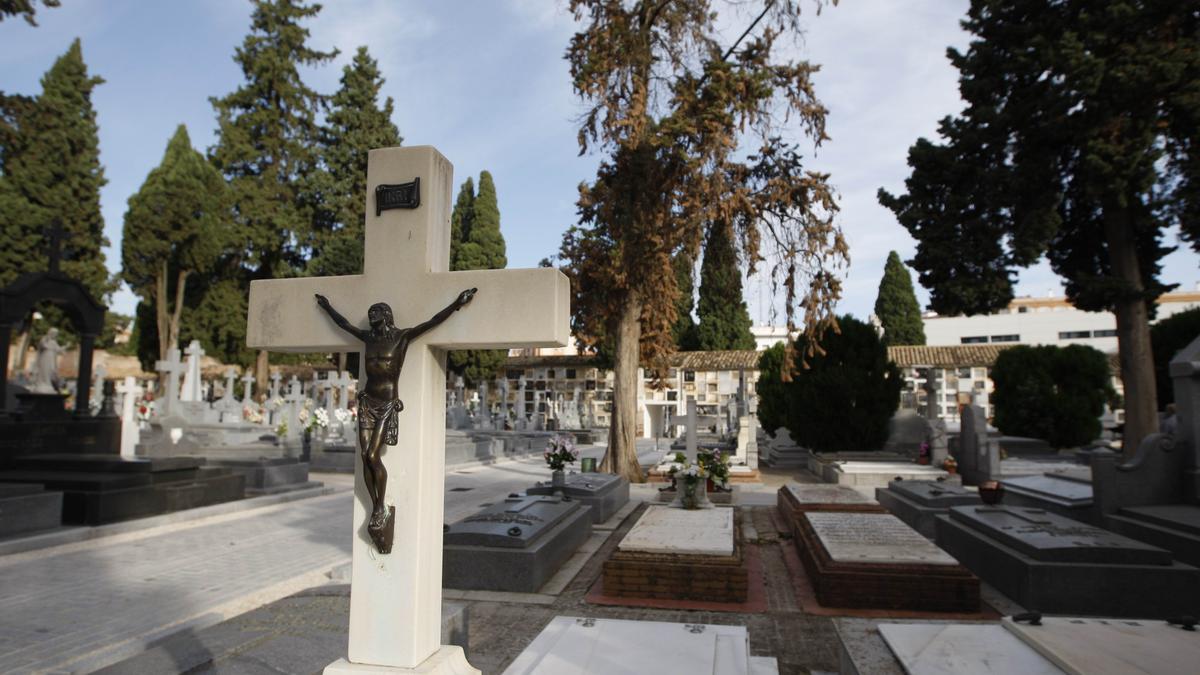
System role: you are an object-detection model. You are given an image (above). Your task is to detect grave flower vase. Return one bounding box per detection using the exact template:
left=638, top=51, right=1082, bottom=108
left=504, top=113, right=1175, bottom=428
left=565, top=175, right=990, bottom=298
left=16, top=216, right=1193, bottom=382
left=551, top=469, right=566, bottom=488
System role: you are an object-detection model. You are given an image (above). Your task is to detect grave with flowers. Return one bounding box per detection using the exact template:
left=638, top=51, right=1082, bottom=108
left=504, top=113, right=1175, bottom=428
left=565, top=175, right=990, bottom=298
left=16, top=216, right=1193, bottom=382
left=527, top=433, right=629, bottom=524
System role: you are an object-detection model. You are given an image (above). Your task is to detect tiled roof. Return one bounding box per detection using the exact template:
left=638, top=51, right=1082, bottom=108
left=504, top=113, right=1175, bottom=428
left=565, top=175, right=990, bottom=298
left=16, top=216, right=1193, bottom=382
left=886, top=344, right=1014, bottom=368
left=503, top=350, right=762, bottom=371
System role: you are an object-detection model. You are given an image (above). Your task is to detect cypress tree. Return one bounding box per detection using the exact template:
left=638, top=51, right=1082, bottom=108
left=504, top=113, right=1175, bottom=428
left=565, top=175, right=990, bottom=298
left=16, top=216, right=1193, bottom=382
left=122, top=125, right=231, bottom=360
left=696, top=221, right=755, bottom=351
left=449, top=177, right=474, bottom=271
left=307, top=46, right=401, bottom=277
left=671, top=253, right=698, bottom=350
left=0, top=39, right=109, bottom=299
left=209, top=0, right=335, bottom=384
left=873, top=251, right=926, bottom=345
left=449, top=171, right=508, bottom=384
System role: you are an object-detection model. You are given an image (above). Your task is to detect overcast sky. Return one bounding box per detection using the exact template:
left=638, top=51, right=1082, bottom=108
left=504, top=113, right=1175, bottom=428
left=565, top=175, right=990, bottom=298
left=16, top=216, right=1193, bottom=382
left=2, top=0, right=1195, bottom=324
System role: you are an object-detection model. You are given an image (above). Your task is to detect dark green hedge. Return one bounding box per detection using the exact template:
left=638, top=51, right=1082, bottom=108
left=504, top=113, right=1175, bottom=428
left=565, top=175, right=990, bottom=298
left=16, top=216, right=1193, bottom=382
left=990, top=344, right=1115, bottom=448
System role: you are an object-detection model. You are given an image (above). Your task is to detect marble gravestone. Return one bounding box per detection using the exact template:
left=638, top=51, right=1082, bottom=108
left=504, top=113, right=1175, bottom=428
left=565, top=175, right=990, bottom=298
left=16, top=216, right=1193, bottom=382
left=245, top=146, right=570, bottom=674
left=776, top=482, right=885, bottom=519
left=957, top=403, right=998, bottom=486
left=442, top=494, right=592, bottom=593
left=936, top=505, right=1200, bottom=617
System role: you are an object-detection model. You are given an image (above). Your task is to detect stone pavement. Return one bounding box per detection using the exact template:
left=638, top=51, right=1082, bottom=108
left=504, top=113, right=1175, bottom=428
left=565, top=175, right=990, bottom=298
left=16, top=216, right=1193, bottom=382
left=0, top=448, right=668, bottom=675
left=100, top=501, right=843, bottom=675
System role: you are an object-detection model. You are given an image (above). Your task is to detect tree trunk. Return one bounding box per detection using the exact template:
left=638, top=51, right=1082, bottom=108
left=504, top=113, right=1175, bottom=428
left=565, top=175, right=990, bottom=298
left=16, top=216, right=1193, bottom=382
left=256, top=349, right=269, bottom=398
left=1103, top=207, right=1158, bottom=458
left=168, top=268, right=190, bottom=351
left=155, top=260, right=170, bottom=360
left=600, top=292, right=645, bottom=482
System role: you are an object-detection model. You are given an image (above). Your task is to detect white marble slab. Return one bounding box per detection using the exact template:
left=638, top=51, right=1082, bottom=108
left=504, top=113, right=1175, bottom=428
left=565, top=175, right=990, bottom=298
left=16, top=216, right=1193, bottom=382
left=1003, top=616, right=1200, bottom=675
left=503, top=616, right=766, bottom=675
left=879, top=624, right=1063, bottom=675
left=784, top=483, right=876, bottom=504
left=805, top=512, right=958, bottom=565
left=618, top=505, right=734, bottom=556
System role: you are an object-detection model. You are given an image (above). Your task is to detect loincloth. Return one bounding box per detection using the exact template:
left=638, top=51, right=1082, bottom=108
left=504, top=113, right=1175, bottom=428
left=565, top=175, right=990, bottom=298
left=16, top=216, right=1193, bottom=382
left=357, top=392, right=403, bottom=446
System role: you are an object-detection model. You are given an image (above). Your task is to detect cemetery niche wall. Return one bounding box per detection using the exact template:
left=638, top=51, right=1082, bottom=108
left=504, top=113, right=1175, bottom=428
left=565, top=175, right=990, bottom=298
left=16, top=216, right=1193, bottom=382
left=0, top=233, right=245, bottom=526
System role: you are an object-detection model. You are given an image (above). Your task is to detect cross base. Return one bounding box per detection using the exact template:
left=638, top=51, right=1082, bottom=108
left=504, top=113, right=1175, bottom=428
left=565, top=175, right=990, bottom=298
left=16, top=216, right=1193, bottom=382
left=324, top=647, right=479, bottom=675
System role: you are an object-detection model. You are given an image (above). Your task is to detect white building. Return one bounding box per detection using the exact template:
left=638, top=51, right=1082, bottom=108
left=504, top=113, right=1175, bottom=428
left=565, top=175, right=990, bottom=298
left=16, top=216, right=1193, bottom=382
left=923, top=288, right=1200, bottom=352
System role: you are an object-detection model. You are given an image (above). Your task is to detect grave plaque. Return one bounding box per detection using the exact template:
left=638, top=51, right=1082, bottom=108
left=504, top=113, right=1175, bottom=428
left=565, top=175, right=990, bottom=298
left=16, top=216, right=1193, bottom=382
left=527, top=471, right=629, bottom=524
left=794, top=510, right=979, bottom=611
left=936, top=505, right=1200, bottom=617
left=776, top=483, right=885, bottom=518
left=806, top=512, right=958, bottom=566
left=443, top=495, right=592, bottom=592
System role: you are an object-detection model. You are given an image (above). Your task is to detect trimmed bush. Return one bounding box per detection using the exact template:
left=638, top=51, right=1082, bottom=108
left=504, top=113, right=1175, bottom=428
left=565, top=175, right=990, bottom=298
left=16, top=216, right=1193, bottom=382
left=1151, top=307, right=1200, bottom=407
left=990, top=344, right=1115, bottom=448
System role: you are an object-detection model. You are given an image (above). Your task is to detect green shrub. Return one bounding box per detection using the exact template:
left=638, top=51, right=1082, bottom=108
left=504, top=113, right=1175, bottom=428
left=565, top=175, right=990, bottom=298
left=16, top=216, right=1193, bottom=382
left=991, top=344, right=1115, bottom=448
left=756, top=315, right=901, bottom=453
left=1151, top=307, right=1200, bottom=408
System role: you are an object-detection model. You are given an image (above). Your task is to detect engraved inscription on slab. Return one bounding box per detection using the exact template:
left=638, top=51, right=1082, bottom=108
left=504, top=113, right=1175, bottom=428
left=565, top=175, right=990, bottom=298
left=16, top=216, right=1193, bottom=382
left=806, top=512, right=959, bottom=566
left=786, top=483, right=873, bottom=504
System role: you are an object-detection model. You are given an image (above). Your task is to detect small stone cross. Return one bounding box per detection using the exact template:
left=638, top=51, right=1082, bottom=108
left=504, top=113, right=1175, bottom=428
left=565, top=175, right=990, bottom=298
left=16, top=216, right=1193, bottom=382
left=154, top=347, right=184, bottom=416
left=269, top=371, right=282, bottom=399
left=241, top=371, right=256, bottom=405
left=116, top=376, right=143, bottom=457
left=244, top=146, right=567, bottom=672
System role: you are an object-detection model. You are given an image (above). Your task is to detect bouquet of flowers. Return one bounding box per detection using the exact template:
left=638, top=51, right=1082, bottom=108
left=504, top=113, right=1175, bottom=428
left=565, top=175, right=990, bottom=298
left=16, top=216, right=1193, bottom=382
left=544, top=434, right=580, bottom=471
left=268, top=396, right=284, bottom=411
left=243, top=405, right=265, bottom=424
left=669, top=451, right=709, bottom=508
left=136, top=396, right=155, bottom=423
left=309, top=407, right=329, bottom=432
left=334, top=407, right=354, bottom=425
left=698, top=448, right=731, bottom=489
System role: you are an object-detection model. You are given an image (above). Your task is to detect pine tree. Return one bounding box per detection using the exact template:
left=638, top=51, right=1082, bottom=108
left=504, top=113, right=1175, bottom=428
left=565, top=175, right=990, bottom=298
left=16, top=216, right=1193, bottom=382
left=122, top=125, right=231, bottom=360
left=0, top=39, right=109, bottom=300
left=671, top=252, right=698, bottom=350
left=449, top=171, right=508, bottom=385
left=209, top=0, right=336, bottom=385
left=306, top=46, right=401, bottom=277
left=879, top=0, right=1200, bottom=455
left=1, top=0, right=60, bottom=25
left=449, top=177, right=474, bottom=271
left=696, top=221, right=755, bottom=351
left=873, top=251, right=925, bottom=345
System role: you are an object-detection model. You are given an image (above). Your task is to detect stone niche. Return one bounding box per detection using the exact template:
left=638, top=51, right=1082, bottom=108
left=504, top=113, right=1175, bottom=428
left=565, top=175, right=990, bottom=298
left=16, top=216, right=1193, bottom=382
left=526, top=471, right=629, bottom=524
left=793, top=511, right=979, bottom=612
left=874, top=479, right=980, bottom=539
left=776, top=483, right=886, bottom=520
left=602, top=506, right=748, bottom=603
left=443, top=494, right=592, bottom=593
left=936, top=505, right=1200, bottom=618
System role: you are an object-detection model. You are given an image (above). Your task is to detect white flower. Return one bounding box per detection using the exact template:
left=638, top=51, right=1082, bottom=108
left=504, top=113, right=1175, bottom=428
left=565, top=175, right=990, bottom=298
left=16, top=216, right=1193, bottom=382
left=334, top=408, right=352, bottom=424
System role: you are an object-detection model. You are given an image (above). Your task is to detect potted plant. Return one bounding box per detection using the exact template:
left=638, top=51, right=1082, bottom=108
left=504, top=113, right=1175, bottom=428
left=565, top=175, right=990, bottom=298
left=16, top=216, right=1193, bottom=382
left=942, top=456, right=958, bottom=475
left=544, top=434, right=579, bottom=487
left=917, top=442, right=931, bottom=465
left=669, top=452, right=712, bottom=509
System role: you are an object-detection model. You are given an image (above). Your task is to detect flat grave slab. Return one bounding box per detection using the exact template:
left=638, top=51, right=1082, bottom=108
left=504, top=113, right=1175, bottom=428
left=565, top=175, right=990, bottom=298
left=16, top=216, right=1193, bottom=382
left=443, top=494, right=593, bottom=593
left=605, top=506, right=747, bottom=603
left=875, top=480, right=981, bottom=538
left=936, top=505, right=1200, bottom=617
left=618, top=505, right=733, bottom=556
left=526, top=471, right=629, bottom=524
left=1002, top=615, right=1200, bottom=675
left=1001, top=473, right=1094, bottom=523
left=823, top=461, right=950, bottom=487
left=878, top=623, right=1062, bottom=675
left=502, top=616, right=776, bottom=675
left=792, top=511, right=979, bottom=612
left=776, top=483, right=885, bottom=517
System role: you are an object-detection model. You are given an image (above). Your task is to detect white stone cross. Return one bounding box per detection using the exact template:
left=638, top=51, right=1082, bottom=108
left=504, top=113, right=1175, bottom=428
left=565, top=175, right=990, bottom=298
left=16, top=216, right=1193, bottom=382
left=245, top=146, right=568, bottom=673
left=154, top=347, right=184, bottom=416
left=180, top=340, right=205, bottom=402
left=685, top=396, right=699, bottom=464
left=116, top=376, right=143, bottom=458
left=283, top=376, right=304, bottom=441
left=241, top=371, right=256, bottom=405
left=269, top=371, right=282, bottom=399
left=332, top=369, right=354, bottom=408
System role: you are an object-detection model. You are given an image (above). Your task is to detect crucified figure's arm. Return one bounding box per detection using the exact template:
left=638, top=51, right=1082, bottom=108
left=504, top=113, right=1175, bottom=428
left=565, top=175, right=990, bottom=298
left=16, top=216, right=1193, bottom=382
left=409, top=288, right=477, bottom=341
left=315, top=294, right=367, bottom=341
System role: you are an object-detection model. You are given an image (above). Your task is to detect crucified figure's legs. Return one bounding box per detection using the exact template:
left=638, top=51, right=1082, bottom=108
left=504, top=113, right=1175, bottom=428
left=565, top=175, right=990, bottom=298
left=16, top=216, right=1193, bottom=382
left=357, top=424, right=389, bottom=527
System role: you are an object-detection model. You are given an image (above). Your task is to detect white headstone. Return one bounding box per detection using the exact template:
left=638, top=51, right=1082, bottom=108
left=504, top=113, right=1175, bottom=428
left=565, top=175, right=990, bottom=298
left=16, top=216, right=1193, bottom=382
left=241, top=371, right=256, bottom=405
left=154, top=347, right=185, bottom=416
left=244, top=146, right=569, bottom=673
left=269, top=371, right=282, bottom=399
left=283, top=376, right=304, bottom=441
left=116, top=376, right=144, bottom=458
left=179, top=340, right=205, bottom=402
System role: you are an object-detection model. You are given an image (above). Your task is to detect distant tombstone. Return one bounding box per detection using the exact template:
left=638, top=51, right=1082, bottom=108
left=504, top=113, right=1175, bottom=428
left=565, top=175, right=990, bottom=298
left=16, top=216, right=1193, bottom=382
left=179, top=340, right=204, bottom=402
left=476, top=380, right=492, bottom=430
left=517, top=375, right=528, bottom=430
left=283, top=376, right=304, bottom=442
left=154, top=347, right=185, bottom=417
left=528, top=471, right=629, bottom=523
left=217, top=367, right=241, bottom=422
left=875, top=479, right=980, bottom=538
left=117, top=376, right=144, bottom=458
left=269, top=371, right=282, bottom=400
left=927, top=417, right=948, bottom=466
left=240, top=371, right=255, bottom=406
left=958, top=404, right=997, bottom=486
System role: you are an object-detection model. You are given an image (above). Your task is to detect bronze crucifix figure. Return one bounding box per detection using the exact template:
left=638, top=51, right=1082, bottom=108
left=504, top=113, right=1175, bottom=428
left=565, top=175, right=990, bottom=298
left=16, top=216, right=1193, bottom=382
left=315, top=288, right=477, bottom=553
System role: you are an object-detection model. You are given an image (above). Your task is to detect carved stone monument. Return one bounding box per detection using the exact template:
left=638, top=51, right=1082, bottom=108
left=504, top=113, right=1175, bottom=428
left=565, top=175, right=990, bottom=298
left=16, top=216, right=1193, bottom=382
left=245, top=146, right=569, bottom=674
